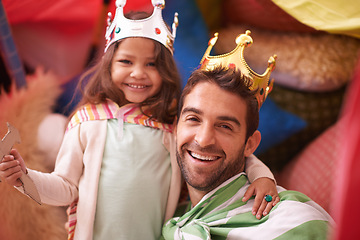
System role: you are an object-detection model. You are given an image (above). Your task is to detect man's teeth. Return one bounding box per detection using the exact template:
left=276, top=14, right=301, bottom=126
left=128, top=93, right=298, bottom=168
left=190, top=152, right=218, bottom=161
left=128, top=84, right=146, bottom=89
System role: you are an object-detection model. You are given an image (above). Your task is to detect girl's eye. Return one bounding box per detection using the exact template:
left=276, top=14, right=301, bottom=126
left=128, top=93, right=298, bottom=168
left=147, top=62, right=156, bottom=67
left=119, top=59, right=131, bottom=64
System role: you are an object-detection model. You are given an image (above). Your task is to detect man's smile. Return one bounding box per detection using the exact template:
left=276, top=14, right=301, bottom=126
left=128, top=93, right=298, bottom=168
left=188, top=151, right=220, bottom=161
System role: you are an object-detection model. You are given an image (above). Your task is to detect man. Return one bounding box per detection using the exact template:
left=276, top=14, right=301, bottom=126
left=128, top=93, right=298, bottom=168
left=161, top=31, right=333, bottom=239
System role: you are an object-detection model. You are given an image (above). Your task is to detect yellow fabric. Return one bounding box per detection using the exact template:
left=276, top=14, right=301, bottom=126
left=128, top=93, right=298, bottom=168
left=272, top=0, right=360, bottom=38
left=196, top=0, right=222, bottom=31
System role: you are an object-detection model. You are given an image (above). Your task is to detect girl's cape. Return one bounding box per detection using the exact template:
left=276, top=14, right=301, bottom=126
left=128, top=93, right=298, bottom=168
left=67, top=99, right=173, bottom=133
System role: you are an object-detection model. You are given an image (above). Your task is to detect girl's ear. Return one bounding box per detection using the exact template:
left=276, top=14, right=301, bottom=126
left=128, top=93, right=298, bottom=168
left=244, top=130, right=261, bottom=157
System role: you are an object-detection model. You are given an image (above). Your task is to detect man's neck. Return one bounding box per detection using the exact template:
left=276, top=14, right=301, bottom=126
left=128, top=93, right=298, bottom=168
left=187, top=173, right=246, bottom=207
left=187, top=184, right=208, bottom=207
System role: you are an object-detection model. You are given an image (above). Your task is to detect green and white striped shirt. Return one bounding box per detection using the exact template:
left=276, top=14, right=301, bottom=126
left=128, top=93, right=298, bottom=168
left=162, top=173, right=333, bottom=240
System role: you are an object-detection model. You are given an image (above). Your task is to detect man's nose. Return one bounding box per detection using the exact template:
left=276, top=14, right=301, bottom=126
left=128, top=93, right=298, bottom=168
left=194, top=123, right=216, bottom=147
left=130, top=65, right=146, bottom=79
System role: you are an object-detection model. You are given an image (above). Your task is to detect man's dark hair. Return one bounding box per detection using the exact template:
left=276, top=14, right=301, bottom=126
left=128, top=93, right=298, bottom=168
left=178, top=66, right=259, bottom=140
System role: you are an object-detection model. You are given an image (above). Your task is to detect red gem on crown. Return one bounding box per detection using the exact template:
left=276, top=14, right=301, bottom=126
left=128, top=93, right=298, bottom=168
left=228, top=63, right=236, bottom=69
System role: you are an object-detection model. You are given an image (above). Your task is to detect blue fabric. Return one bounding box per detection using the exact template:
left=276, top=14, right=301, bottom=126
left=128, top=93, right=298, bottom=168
left=255, top=98, right=307, bottom=155
left=163, top=0, right=210, bottom=88
left=54, top=73, right=81, bottom=116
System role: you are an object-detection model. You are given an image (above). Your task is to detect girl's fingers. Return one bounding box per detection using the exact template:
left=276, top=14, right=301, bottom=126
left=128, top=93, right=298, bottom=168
left=256, top=199, right=267, bottom=219
left=10, top=149, right=27, bottom=173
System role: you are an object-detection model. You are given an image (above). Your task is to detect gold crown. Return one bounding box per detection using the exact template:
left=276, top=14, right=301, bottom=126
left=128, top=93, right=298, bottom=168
left=200, top=30, right=277, bottom=108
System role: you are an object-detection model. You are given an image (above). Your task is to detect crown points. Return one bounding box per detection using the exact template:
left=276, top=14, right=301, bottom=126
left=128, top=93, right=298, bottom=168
left=116, top=0, right=126, bottom=8
left=107, top=12, right=112, bottom=27
left=235, top=32, right=252, bottom=46
left=268, top=55, right=277, bottom=71
left=152, top=0, right=165, bottom=9
left=199, top=30, right=277, bottom=109
left=173, top=12, right=179, bottom=28
left=210, top=33, right=218, bottom=46
left=172, top=12, right=179, bottom=38
left=104, top=0, right=178, bottom=54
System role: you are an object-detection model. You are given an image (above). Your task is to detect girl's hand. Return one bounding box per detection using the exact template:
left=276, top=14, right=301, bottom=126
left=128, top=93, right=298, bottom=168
left=0, top=149, right=27, bottom=187
left=242, top=177, right=280, bottom=219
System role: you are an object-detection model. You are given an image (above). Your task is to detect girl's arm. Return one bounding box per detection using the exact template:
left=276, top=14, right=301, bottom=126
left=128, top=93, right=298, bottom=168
left=1, top=122, right=86, bottom=206
left=243, top=154, right=280, bottom=219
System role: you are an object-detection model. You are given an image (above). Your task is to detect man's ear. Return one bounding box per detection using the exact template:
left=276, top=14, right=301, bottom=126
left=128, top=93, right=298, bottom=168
left=244, top=130, right=261, bottom=157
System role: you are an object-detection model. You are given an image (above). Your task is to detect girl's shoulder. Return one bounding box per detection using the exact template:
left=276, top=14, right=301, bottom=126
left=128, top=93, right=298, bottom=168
left=66, top=101, right=118, bottom=131
left=66, top=101, right=174, bottom=133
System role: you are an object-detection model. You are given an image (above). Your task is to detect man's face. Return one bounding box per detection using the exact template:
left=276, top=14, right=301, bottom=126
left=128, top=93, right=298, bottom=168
left=176, top=81, right=254, bottom=193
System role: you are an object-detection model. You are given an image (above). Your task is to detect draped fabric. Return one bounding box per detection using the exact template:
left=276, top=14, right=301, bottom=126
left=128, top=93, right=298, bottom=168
left=162, top=173, right=332, bottom=240
left=272, top=0, right=360, bottom=38
left=332, top=59, right=360, bottom=239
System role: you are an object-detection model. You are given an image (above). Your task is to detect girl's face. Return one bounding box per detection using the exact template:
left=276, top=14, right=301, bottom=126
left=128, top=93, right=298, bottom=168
left=111, top=37, right=162, bottom=103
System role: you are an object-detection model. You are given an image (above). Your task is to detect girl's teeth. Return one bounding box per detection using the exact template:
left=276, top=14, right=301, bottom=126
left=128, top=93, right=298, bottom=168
left=128, top=84, right=146, bottom=89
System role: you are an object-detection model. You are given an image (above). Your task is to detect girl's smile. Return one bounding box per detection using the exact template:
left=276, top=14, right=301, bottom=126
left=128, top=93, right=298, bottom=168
left=111, top=37, right=162, bottom=103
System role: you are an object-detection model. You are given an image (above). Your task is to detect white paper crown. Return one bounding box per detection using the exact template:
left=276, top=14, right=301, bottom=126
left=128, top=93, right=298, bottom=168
left=105, top=0, right=178, bottom=54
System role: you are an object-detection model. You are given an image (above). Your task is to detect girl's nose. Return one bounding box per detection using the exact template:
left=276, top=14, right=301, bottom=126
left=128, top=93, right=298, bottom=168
left=130, top=66, right=146, bottom=79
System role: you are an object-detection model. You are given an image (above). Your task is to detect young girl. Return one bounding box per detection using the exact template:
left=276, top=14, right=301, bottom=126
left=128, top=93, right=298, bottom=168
left=0, top=1, right=279, bottom=239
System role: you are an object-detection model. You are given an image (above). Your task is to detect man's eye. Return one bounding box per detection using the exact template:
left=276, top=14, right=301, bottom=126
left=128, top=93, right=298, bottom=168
left=185, top=116, right=199, bottom=122
left=219, top=124, right=233, bottom=131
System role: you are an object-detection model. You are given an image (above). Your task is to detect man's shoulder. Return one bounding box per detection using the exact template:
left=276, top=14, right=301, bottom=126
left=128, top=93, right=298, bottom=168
left=271, top=189, right=333, bottom=233
left=227, top=188, right=333, bottom=239
left=278, top=189, right=311, bottom=202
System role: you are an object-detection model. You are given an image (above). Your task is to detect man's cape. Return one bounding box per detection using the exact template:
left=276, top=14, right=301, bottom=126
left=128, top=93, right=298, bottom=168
left=162, top=173, right=333, bottom=240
